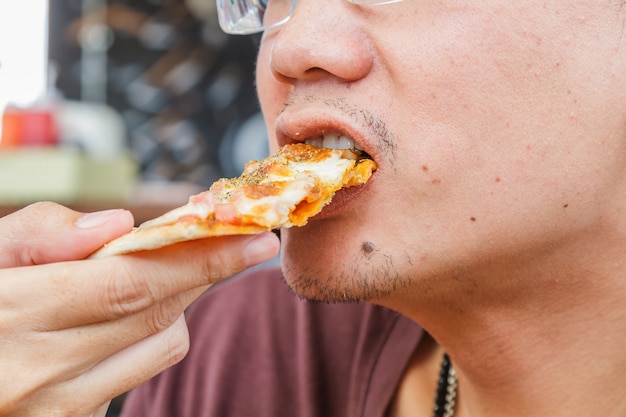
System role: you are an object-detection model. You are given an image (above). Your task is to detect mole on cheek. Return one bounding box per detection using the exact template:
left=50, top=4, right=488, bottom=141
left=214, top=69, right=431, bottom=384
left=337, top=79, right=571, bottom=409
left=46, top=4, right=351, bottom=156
left=362, top=241, right=375, bottom=254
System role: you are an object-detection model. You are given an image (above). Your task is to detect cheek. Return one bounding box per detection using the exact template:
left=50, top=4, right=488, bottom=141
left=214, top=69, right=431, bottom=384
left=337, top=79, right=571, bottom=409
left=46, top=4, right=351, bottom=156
left=255, top=44, right=271, bottom=110
left=256, top=43, right=285, bottom=154
left=386, top=11, right=589, bottom=177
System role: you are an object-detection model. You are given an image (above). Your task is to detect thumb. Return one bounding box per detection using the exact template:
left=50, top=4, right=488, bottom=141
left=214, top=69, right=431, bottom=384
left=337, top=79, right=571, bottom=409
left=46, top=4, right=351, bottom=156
left=0, top=202, right=134, bottom=267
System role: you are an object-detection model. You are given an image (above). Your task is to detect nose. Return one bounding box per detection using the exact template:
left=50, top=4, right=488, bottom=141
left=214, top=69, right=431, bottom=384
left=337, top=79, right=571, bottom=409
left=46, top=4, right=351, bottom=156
left=268, top=0, right=374, bottom=83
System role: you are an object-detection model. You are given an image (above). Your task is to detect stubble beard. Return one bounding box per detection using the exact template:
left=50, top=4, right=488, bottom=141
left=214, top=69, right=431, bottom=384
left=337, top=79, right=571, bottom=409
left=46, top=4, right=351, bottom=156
left=280, top=249, right=413, bottom=304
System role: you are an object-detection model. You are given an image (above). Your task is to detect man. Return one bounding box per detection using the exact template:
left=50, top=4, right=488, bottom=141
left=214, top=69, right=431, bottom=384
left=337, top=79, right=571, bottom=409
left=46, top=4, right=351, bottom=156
left=2, top=0, right=625, bottom=416
left=121, top=0, right=626, bottom=416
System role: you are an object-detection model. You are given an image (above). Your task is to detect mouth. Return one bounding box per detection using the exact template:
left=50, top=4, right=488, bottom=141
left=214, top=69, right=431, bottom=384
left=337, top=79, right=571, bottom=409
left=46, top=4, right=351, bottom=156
left=271, top=108, right=381, bottom=223
left=300, top=133, right=374, bottom=162
left=303, top=132, right=363, bottom=151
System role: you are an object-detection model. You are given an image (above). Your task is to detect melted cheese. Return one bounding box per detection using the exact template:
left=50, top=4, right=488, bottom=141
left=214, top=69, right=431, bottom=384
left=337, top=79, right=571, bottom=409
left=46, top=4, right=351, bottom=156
left=139, top=144, right=376, bottom=231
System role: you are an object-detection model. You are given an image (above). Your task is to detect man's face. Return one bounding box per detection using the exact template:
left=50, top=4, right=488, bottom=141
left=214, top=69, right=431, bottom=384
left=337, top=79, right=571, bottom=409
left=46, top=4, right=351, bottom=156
left=255, top=1, right=626, bottom=303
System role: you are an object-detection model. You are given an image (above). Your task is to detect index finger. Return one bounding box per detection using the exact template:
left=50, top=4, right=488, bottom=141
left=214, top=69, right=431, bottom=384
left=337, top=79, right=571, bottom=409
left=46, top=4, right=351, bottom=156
left=3, top=232, right=279, bottom=331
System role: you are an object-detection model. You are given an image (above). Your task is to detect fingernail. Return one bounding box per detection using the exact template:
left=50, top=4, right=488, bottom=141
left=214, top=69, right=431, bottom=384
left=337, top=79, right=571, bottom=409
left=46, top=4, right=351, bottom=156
left=76, top=209, right=125, bottom=229
left=244, top=232, right=279, bottom=267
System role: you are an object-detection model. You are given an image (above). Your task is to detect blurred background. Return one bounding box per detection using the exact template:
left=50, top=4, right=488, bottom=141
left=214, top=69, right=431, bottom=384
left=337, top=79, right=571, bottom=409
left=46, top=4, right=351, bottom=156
left=0, top=0, right=269, bottom=221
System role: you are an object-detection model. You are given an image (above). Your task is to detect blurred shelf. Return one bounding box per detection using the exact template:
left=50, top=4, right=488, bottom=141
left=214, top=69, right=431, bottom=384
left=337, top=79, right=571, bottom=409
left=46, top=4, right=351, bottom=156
left=0, top=181, right=204, bottom=225
left=0, top=202, right=177, bottom=225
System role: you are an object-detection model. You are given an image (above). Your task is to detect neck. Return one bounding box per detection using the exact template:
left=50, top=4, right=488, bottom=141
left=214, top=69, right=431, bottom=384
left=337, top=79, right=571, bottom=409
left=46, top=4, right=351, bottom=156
left=447, top=286, right=626, bottom=417
left=387, top=229, right=626, bottom=417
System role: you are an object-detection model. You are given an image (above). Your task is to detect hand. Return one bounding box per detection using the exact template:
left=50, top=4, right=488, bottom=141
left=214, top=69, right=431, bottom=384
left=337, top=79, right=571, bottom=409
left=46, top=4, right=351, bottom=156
left=0, top=202, right=280, bottom=416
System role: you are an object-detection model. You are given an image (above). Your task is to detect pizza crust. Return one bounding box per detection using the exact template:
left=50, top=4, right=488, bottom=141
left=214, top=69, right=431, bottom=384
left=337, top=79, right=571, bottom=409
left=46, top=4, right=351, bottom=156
left=90, top=220, right=270, bottom=259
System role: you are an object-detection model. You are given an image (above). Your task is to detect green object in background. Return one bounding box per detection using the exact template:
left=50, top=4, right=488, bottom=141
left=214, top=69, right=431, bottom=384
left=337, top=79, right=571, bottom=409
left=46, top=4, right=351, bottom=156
left=0, top=148, right=138, bottom=204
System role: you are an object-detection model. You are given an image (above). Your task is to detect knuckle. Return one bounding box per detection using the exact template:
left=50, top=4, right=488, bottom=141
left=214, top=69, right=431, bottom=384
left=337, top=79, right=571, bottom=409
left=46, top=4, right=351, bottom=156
left=201, top=245, right=246, bottom=283
left=0, top=202, right=61, bottom=267
left=169, top=344, right=189, bottom=367
left=164, top=320, right=190, bottom=367
left=23, top=201, right=61, bottom=216
left=144, top=297, right=183, bottom=334
left=145, top=316, right=190, bottom=375
left=167, top=337, right=190, bottom=368
left=30, top=200, right=60, bottom=210
left=100, top=264, right=158, bottom=318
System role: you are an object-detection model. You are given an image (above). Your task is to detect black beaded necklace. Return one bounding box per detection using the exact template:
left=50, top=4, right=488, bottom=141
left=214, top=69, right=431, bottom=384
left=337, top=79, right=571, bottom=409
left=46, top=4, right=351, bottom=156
left=432, top=353, right=457, bottom=417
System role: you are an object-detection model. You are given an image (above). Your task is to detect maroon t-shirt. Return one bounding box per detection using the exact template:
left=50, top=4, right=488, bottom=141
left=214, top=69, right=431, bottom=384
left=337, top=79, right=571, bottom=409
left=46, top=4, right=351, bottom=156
left=121, top=266, right=423, bottom=417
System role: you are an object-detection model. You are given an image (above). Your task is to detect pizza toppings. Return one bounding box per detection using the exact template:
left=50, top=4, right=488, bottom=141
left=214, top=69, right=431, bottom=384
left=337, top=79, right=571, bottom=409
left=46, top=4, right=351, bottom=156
left=89, top=143, right=376, bottom=258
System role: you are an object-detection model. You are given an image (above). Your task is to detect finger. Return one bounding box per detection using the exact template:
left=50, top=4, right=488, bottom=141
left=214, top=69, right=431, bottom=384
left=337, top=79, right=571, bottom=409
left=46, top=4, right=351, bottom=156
left=34, top=287, right=207, bottom=382
left=0, top=202, right=134, bottom=268
left=92, top=402, right=111, bottom=417
left=50, top=315, right=190, bottom=415
left=2, top=231, right=279, bottom=330
left=14, top=313, right=185, bottom=415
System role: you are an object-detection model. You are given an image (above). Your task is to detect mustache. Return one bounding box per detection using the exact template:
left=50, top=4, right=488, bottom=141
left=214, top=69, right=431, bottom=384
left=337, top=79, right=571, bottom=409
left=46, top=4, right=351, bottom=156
left=283, top=93, right=398, bottom=165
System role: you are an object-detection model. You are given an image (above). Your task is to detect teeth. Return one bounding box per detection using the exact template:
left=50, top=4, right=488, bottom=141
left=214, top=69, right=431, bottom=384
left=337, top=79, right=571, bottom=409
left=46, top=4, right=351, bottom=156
left=305, top=137, right=324, bottom=148
left=305, top=134, right=360, bottom=150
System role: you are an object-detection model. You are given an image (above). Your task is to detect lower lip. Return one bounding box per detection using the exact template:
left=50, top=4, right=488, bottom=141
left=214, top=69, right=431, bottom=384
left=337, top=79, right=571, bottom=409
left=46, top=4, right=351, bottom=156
left=312, top=176, right=374, bottom=220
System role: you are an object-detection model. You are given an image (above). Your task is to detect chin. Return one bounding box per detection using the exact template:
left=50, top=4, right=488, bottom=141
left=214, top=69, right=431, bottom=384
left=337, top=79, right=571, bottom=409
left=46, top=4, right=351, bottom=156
left=279, top=224, right=411, bottom=303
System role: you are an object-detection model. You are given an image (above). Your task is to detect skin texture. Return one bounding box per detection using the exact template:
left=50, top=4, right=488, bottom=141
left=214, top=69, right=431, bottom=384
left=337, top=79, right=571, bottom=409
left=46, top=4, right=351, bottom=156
left=256, top=1, right=626, bottom=416
left=0, top=202, right=279, bottom=416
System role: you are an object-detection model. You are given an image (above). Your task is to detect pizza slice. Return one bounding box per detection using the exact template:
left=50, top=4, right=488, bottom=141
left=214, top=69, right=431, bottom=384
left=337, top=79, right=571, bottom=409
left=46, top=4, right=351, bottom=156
left=89, top=143, right=376, bottom=258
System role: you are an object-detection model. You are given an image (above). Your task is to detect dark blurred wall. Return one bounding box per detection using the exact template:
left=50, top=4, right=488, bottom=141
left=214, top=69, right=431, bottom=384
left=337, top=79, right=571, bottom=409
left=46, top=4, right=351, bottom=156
left=48, top=0, right=266, bottom=187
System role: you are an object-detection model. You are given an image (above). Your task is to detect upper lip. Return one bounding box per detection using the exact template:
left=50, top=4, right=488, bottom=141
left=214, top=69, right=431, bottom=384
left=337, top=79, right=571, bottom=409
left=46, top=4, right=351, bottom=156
left=274, top=107, right=376, bottom=162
